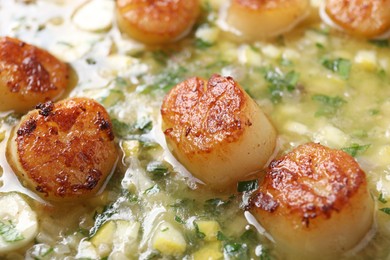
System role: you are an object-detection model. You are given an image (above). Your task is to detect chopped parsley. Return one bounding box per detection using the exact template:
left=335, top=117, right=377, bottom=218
left=193, top=221, right=206, bottom=239
left=379, top=208, right=390, bottom=215
left=264, top=68, right=300, bottom=103
left=146, top=161, right=170, bottom=178
left=0, top=220, right=24, bottom=242
left=369, top=39, right=389, bottom=48
left=322, top=58, right=351, bottom=79
left=379, top=193, right=388, bottom=204
left=312, top=94, right=346, bottom=117
left=144, top=184, right=160, bottom=195
left=174, top=216, right=186, bottom=224
left=237, top=179, right=259, bottom=193
left=194, top=38, right=213, bottom=49
left=341, top=144, right=370, bottom=157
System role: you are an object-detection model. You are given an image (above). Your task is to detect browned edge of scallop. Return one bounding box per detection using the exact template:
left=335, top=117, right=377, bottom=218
left=0, top=37, right=70, bottom=113
left=325, top=0, right=390, bottom=38
left=7, top=98, right=118, bottom=202
left=249, top=142, right=366, bottom=226
left=116, top=0, right=200, bottom=44
left=161, top=74, right=249, bottom=155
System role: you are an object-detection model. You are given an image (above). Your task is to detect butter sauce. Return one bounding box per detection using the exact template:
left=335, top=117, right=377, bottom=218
left=0, top=0, right=390, bottom=259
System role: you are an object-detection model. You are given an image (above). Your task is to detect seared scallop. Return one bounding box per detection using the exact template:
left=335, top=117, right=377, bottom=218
left=116, top=0, right=200, bottom=44
left=323, top=0, right=390, bottom=38
left=248, top=143, right=374, bottom=259
left=161, top=74, right=277, bottom=191
left=7, top=98, right=118, bottom=202
left=0, top=37, right=69, bottom=113
left=220, top=0, right=310, bottom=41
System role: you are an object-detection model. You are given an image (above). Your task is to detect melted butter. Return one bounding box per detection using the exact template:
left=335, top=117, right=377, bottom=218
left=1, top=0, right=390, bottom=259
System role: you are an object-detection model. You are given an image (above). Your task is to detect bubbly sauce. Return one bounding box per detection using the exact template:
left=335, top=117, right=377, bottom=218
left=0, top=0, right=390, bottom=259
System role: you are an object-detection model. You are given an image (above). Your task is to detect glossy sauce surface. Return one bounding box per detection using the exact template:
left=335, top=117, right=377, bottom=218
left=0, top=0, right=390, bottom=259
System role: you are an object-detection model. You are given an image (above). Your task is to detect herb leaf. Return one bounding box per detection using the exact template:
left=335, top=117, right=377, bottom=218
left=0, top=220, right=24, bottom=242
left=194, top=38, right=213, bottom=49
left=237, top=180, right=259, bottom=193
left=174, top=216, right=185, bottom=224
left=312, top=94, right=346, bottom=117
left=322, top=58, right=351, bottom=79
left=341, top=144, right=370, bottom=157
left=194, top=222, right=206, bottom=239
left=264, top=68, right=300, bottom=103
left=369, top=39, right=389, bottom=48
left=380, top=208, right=390, bottom=215
left=146, top=161, right=170, bottom=178
left=379, top=193, right=388, bottom=204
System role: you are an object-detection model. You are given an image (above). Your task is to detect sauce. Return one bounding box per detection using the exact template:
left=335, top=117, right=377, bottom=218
left=0, top=0, right=390, bottom=259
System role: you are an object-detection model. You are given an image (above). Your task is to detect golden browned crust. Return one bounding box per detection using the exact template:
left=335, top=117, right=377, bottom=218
left=0, top=37, right=69, bottom=112
left=116, top=0, right=200, bottom=43
left=249, top=142, right=366, bottom=226
left=161, top=74, right=251, bottom=154
left=325, top=0, right=390, bottom=37
left=234, top=0, right=295, bottom=10
left=9, top=98, right=117, bottom=201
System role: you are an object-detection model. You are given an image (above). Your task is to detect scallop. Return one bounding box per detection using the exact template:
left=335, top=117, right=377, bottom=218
left=161, top=74, right=277, bottom=191
left=323, top=0, right=390, bottom=38
left=6, top=98, right=118, bottom=202
left=220, top=0, right=310, bottom=41
left=0, top=37, right=69, bottom=113
left=116, top=0, right=200, bottom=44
left=248, top=143, right=374, bottom=259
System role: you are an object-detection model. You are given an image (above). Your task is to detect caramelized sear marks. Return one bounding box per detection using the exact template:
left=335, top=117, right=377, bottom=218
left=251, top=142, right=364, bottom=224
left=116, top=0, right=200, bottom=44
left=325, top=0, right=390, bottom=38
left=248, top=143, right=374, bottom=258
left=8, top=98, right=117, bottom=201
left=161, top=74, right=276, bottom=190
left=162, top=75, right=246, bottom=154
left=222, top=0, right=310, bottom=41
left=0, top=37, right=69, bottom=113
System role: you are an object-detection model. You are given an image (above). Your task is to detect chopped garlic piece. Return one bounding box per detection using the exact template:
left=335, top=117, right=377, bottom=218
left=313, top=124, right=349, bottom=148
left=73, top=0, right=115, bottom=32
left=195, top=26, right=220, bottom=44
left=354, top=50, right=377, bottom=70
left=152, top=222, right=186, bottom=256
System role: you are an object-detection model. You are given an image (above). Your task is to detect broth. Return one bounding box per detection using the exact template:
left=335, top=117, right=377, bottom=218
left=0, top=0, right=390, bottom=259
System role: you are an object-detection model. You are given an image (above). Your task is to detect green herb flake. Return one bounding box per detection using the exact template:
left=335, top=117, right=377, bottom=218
left=260, top=247, right=271, bottom=260
left=89, top=203, right=117, bottom=237
left=369, top=39, right=389, bottom=48
left=217, top=231, right=228, bottom=241
left=152, top=50, right=169, bottom=65
left=194, top=38, right=213, bottom=49
left=146, top=161, right=169, bottom=177
left=341, top=144, right=370, bottom=157
left=280, top=58, right=293, bottom=66
left=111, top=119, right=131, bottom=138
left=264, top=68, right=300, bottom=103
left=223, top=242, right=249, bottom=258
left=193, top=222, right=206, bottom=239
left=174, top=216, right=185, bottom=224
left=322, top=58, right=351, bottom=79
left=316, top=42, right=325, bottom=49
left=85, top=58, right=96, bottom=65
left=0, top=220, right=24, bottom=242
left=237, top=179, right=259, bottom=193
left=379, top=193, right=388, bottom=204
left=312, top=94, right=346, bottom=117
left=379, top=208, right=390, bottom=215
left=144, top=185, right=160, bottom=195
